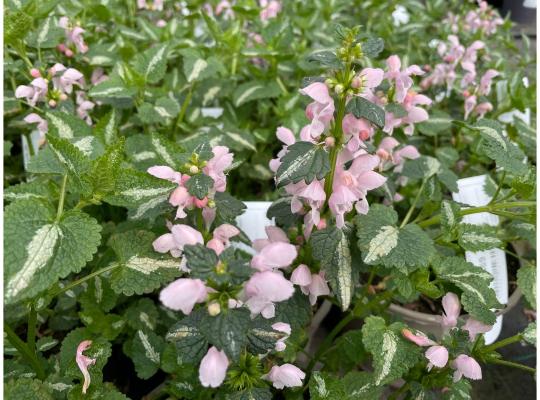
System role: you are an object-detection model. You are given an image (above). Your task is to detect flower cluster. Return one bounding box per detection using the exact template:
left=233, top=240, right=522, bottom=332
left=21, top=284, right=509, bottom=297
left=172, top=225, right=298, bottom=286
left=421, top=34, right=499, bottom=119
left=58, top=17, right=89, bottom=56
left=444, top=1, right=504, bottom=37
left=403, top=293, right=492, bottom=381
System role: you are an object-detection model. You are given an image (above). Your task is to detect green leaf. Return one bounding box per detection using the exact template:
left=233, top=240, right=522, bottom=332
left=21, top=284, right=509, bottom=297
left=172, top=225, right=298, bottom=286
left=201, top=308, right=251, bottom=361
left=166, top=310, right=209, bottom=364
left=4, top=378, right=54, bottom=400
left=311, top=226, right=352, bottom=310
left=346, top=97, right=385, bottom=128
left=475, top=119, right=528, bottom=174
left=185, top=173, right=214, bottom=200
left=4, top=178, right=58, bottom=203
left=274, top=290, right=312, bottom=330
left=183, top=244, right=219, bottom=277
left=402, top=156, right=441, bottom=180
left=26, top=147, right=64, bottom=175
left=46, top=135, right=92, bottom=195
left=361, top=316, right=422, bottom=385
left=266, top=197, right=301, bottom=227
left=124, top=298, right=159, bottom=331
left=517, top=264, right=536, bottom=309
left=440, top=200, right=461, bottom=233
left=233, top=81, right=281, bottom=107
left=107, top=230, right=181, bottom=296
left=133, top=44, right=169, bottom=84
left=309, top=371, right=381, bottom=400
left=435, top=147, right=459, bottom=168
left=214, top=192, right=246, bottom=223
left=128, top=329, right=165, bottom=379
left=513, top=117, right=536, bottom=160
left=79, top=303, right=125, bottom=340
left=89, top=76, right=136, bottom=106
left=94, top=110, right=119, bottom=145
left=27, top=16, right=63, bottom=48
left=432, top=257, right=502, bottom=324
left=417, top=111, right=452, bottom=136
left=507, top=222, right=536, bottom=248
left=138, top=97, right=181, bottom=124
left=4, top=200, right=101, bottom=304
left=457, top=224, right=502, bottom=251
left=4, top=8, right=33, bottom=45
left=362, top=37, right=384, bottom=58
left=307, top=51, right=342, bottom=68
left=275, top=141, right=330, bottom=188
left=227, top=388, right=273, bottom=400
left=247, top=317, right=285, bottom=354
left=180, top=49, right=225, bottom=83
left=442, top=379, right=472, bottom=399
left=522, top=322, right=536, bottom=346
left=356, top=205, right=435, bottom=273
left=385, top=103, right=407, bottom=118
left=46, top=111, right=92, bottom=139
left=87, top=138, right=125, bottom=199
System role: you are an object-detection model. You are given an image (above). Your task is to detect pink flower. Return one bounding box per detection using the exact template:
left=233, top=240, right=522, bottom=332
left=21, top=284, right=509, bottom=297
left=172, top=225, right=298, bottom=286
left=59, top=17, right=89, bottom=54
left=452, top=354, right=482, bottom=381
left=76, top=340, right=96, bottom=394
left=263, top=364, right=305, bottom=389
left=203, top=146, right=233, bottom=192
left=270, top=126, right=296, bottom=172
left=54, top=68, right=84, bottom=94
left=299, top=82, right=335, bottom=141
left=352, top=68, right=384, bottom=93
left=290, top=264, right=312, bottom=287
left=402, top=328, right=438, bottom=347
left=148, top=166, right=183, bottom=183
left=474, top=102, right=493, bottom=119
left=425, top=345, right=449, bottom=370
left=385, top=55, right=424, bottom=102
left=215, top=0, right=234, bottom=18
left=304, top=271, right=330, bottom=305
left=462, top=318, right=492, bottom=341
left=152, top=224, right=203, bottom=258
left=272, top=322, right=291, bottom=351
left=15, top=78, right=48, bottom=106
left=199, top=347, right=229, bottom=388
left=342, top=114, right=373, bottom=152
left=159, top=278, right=208, bottom=314
left=251, top=242, right=298, bottom=271
left=91, top=68, right=109, bottom=85
left=441, top=292, right=461, bottom=328
left=24, top=113, right=48, bottom=136
left=206, top=224, right=240, bottom=255
left=244, top=271, right=294, bottom=318
left=479, top=69, right=498, bottom=95
left=464, top=95, right=477, bottom=120
left=253, top=226, right=290, bottom=252
left=76, top=91, right=94, bottom=125
left=260, top=0, right=281, bottom=20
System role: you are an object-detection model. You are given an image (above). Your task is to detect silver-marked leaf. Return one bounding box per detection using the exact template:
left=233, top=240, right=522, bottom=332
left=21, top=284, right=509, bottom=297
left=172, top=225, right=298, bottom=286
left=362, top=37, right=385, bottom=58
left=362, top=316, right=422, bottom=385
left=457, top=224, right=502, bottom=251
left=94, top=110, right=118, bottom=145
left=46, top=111, right=92, bottom=139
left=128, top=330, right=165, bottom=379
left=166, top=310, right=209, bottom=364
left=522, top=322, right=536, bottom=346
left=4, top=200, right=101, bottom=304
left=346, top=97, right=385, bottom=128
left=306, top=51, right=342, bottom=68
left=133, top=44, right=169, bottom=84
left=517, top=264, right=536, bottom=309
left=432, top=257, right=501, bottom=324
left=107, top=230, right=181, bottom=296
left=417, top=110, right=452, bottom=136
left=402, top=156, right=441, bottom=180
left=89, top=76, right=136, bottom=107
left=185, top=173, right=214, bottom=200
left=27, top=16, right=64, bottom=48
left=275, top=141, right=330, bottom=188
left=233, top=80, right=281, bottom=107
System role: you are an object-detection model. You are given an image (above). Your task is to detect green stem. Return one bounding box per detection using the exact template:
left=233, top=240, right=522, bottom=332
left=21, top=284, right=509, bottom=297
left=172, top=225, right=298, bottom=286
left=27, top=304, right=37, bottom=353
left=323, top=96, right=347, bottom=203
left=56, top=174, right=68, bottom=221
left=49, top=264, right=120, bottom=298
left=4, top=323, right=46, bottom=379
left=400, top=179, right=427, bottom=228
left=276, top=76, right=289, bottom=95
left=24, top=132, right=35, bottom=157
left=418, top=201, right=536, bottom=228
left=483, top=333, right=523, bottom=353
left=173, top=86, right=193, bottom=137
left=489, top=171, right=506, bottom=205
left=489, top=358, right=536, bottom=374
left=388, top=382, right=410, bottom=400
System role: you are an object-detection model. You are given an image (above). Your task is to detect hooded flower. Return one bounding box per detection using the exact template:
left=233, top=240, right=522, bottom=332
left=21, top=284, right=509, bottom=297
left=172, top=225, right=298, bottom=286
left=251, top=241, right=298, bottom=271
left=272, top=322, right=291, bottom=351
left=152, top=224, right=204, bottom=258
left=269, top=126, right=296, bottom=172
left=385, top=55, right=425, bottom=103
left=342, top=114, right=374, bottom=152
left=51, top=67, right=84, bottom=94
left=206, top=224, right=240, bottom=255
left=199, top=347, right=229, bottom=388
left=402, top=328, right=438, bottom=347
left=203, top=146, right=233, bottom=192
left=441, top=292, right=461, bottom=328
left=76, top=340, right=96, bottom=394
left=244, top=271, right=294, bottom=318
left=299, top=82, right=335, bottom=141
left=24, top=113, right=48, bottom=136
left=252, top=226, right=290, bottom=252
left=462, top=318, right=492, bottom=341
left=452, top=354, right=482, bottom=381
left=263, top=364, right=305, bottom=389
left=304, top=271, right=330, bottom=305
left=425, top=345, right=449, bottom=370
left=159, top=278, right=208, bottom=314
left=290, top=264, right=312, bottom=287
left=59, top=17, right=89, bottom=54
left=260, top=0, right=281, bottom=20
left=15, top=78, right=48, bottom=106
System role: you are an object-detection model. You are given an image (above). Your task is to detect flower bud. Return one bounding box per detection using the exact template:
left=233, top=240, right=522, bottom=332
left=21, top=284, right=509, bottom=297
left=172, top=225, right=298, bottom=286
left=48, top=99, right=57, bottom=108
left=324, top=137, right=335, bottom=147
left=351, top=76, right=362, bottom=89
left=334, top=84, right=344, bottom=94
left=324, top=78, right=334, bottom=88
left=59, top=93, right=68, bottom=101
left=207, top=199, right=216, bottom=208
left=65, top=49, right=74, bottom=58
left=376, top=149, right=390, bottom=161
left=30, top=68, right=41, bottom=78
left=189, top=165, right=199, bottom=174
left=359, top=130, right=370, bottom=141
left=208, top=301, right=221, bottom=316
left=462, top=90, right=470, bottom=98
left=57, top=44, right=66, bottom=52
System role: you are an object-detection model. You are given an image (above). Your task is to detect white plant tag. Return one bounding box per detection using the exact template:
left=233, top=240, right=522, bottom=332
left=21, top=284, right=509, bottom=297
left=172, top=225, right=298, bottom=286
left=235, top=201, right=274, bottom=254
left=452, top=175, right=508, bottom=344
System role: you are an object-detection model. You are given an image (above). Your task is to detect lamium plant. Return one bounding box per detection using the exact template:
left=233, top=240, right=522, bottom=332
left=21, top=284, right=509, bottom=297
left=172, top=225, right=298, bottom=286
left=3, top=1, right=536, bottom=399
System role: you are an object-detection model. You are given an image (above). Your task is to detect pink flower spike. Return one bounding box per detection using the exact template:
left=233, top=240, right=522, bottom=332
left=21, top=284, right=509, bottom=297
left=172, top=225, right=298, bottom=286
left=290, top=264, right=312, bottom=287
left=263, top=364, right=305, bottom=389
left=199, top=347, right=229, bottom=388
left=452, top=354, right=482, bottom=382
left=170, top=224, right=204, bottom=249
left=441, top=292, right=461, bottom=328
left=402, top=328, right=438, bottom=347
left=425, top=345, right=449, bottom=370
left=76, top=340, right=96, bottom=394
left=159, top=278, right=208, bottom=314
left=462, top=318, right=492, bottom=341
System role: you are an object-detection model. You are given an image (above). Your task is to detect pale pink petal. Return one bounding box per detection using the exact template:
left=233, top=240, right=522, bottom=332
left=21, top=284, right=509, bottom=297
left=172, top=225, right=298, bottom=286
left=265, top=226, right=289, bottom=243
left=276, top=127, right=295, bottom=146
left=452, top=355, right=482, bottom=381
left=402, top=329, right=438, bottom=347
left=290, top=264, right=312, bottom=286
left=251, top=242, right=297, bottom=270
left=462, top=318, right=492, bottom=341
left=212, top=224, right=240, bottom=243
left=160, top=278, right=208, bottom=314
left=360, top=68, right=384, bottom=88
left=199, top=347, right=229, bottom=388
left=425, top=345, right=449, bottom=369
left=147, top=166, right=181, bottom=182
left=441, top=292, right=461, bottom=328
left=264, top=364, right=305, bottom=389
left=171, top=224, right=204, bottom=248
left=152, top=233, right=177, bottom=254
left=76, top=340, right=96, bottom=394
left=299, top=82, right=332, bottom=104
